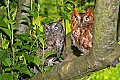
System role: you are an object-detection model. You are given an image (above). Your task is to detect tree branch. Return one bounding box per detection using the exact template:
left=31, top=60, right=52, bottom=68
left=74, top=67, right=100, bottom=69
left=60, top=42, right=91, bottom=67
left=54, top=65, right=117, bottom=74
left=31, top=0, right=120, bottom=79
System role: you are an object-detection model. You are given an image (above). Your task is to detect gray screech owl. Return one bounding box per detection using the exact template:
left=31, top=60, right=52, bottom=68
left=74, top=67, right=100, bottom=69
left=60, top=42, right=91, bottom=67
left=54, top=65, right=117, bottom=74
left=42, top=18, right=65, bottom=65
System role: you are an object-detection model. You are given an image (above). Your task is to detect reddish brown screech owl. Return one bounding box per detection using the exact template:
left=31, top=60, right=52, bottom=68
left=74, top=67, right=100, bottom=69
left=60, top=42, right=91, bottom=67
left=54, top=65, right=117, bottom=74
left=71, top=7, right=94, bottom=53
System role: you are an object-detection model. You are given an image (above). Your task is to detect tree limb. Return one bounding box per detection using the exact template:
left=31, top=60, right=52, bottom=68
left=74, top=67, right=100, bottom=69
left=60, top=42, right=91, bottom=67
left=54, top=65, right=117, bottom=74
left=31, top=0, right=120, bottom=79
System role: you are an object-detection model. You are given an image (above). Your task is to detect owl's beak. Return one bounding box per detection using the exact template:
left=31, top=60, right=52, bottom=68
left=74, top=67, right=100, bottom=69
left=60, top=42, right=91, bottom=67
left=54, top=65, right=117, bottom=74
left=79, top=23, right=83, bottom=27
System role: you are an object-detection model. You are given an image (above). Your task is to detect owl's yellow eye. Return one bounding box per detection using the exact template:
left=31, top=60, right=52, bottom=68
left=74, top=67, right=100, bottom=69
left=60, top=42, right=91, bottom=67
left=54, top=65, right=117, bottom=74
left=75, top=16, right=80, bottom=21
left=84, top=16, right=89, bottom=22
left=54, top=27, right=58, bottom=30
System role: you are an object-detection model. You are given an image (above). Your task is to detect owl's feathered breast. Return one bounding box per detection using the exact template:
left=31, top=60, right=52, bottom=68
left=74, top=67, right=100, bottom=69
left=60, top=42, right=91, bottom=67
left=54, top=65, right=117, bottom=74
left=45, top=31, right=65, bottom=52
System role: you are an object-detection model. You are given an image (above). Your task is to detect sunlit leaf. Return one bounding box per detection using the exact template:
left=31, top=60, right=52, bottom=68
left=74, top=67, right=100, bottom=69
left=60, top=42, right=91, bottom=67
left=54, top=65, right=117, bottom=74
left=2, top=38, right=9, bottom=49
left=36, top=28, right=44, bottom=35
left=66, top=20, right=71, bottom=35
left=118, top=41, right=120, bottom=44
left=12, top=7, right=17, bottom=20
left=33, top=56, right=40, bottom=66
left=38, top=36, right=45, bottom=45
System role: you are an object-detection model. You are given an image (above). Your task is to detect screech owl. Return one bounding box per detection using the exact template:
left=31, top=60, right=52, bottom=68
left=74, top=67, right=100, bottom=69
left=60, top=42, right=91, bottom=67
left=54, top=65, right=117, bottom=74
left=42, top=18, right=65, bottom=65
left=71, top=8, right=94, bottom=53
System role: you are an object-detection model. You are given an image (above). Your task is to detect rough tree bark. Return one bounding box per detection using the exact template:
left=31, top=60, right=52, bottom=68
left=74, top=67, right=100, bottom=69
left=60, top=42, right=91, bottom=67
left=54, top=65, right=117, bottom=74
left=31, top=0, right=120, bottom=80
left=16, top=0, right=30, bottom=34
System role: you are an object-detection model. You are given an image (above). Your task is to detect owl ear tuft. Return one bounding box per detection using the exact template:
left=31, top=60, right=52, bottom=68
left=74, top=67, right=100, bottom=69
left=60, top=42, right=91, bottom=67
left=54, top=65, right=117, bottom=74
left=57, top=18, right=62, bottom=24
left=87, top=7, right=93, bottom=13
left=87, top=7, right=94, bottom=17
left=42, top=22, right=50, bottom=30
left=41, top=22, right=45, bottom=26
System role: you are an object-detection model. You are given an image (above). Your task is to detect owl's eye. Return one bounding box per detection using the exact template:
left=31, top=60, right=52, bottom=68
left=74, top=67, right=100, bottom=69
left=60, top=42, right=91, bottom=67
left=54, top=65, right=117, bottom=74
left=54, top=27, right=58, bottom=30
left=45, top=29, right=49, bottom=32
left=84, top=17, right=89, bottom=22
left=75, top=16, right=80, bottom=21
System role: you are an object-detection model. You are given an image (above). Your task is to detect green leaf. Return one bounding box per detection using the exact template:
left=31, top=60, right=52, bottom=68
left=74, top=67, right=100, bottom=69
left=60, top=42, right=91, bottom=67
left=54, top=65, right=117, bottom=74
left=44, top=66, right=52, bottom=72
left=45, top=50, right=57, bottom=58
left=0, top=50, right=7, bottom=62
left=22, top=44, right=31, bottom=50
left=12, top=7, right=17, bottom=20
left=41, top=17, right=54, bottom=23
left=11, top=24, right=16, bottom=30
left=0, top=27, right=11, bottom=37
left=5, top=68, right=11, bottom=72
left=36, top=28, right=44, bottom=35
left=24, top=54, right=34, bottom=63
left=38, top=36, right=45, bottom=45
left=20, top=67, right=31, bottom=76
left=33, top=56, right=40, bottom=66
left=29, top=10, right=38, bottom=18
left=61, top=11, right=68, bottom=20
left=13, top=64, right=21, bottom=70
left=17, top=33, right=32, bottom=42
left=2, top=58, right=12, bottom=66
left=14, top=41, right=22, bottom=47
left=2, top=38, right=9, bottom=49
left=2, top=73, right=13, bottom=80
left=0, top=20, right=7, bottom=28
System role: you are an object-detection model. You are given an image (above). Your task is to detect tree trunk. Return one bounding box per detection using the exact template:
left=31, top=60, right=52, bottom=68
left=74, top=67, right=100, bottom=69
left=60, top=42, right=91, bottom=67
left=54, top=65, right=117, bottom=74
left=31, top=0, right=120, bottom=79
left=16, top=0, right=30, bottom=34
